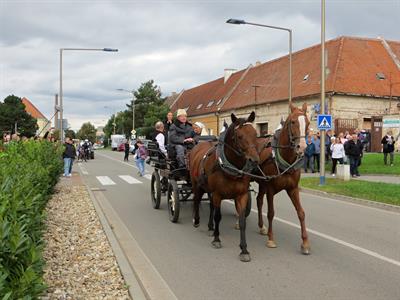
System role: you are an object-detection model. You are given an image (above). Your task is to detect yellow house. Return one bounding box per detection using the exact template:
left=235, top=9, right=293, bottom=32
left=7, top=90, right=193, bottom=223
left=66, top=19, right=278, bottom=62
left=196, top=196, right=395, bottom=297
left=22, top=97, right=50, bottom=137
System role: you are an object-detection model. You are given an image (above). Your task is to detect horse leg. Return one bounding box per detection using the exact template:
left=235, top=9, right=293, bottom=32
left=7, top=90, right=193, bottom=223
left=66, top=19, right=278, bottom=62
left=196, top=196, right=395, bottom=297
left=266, top=191, right=277, bottom=248
left=236, top=193, right=251, bottom=262
left=192, top=185, right=203, bottom=228
left=211, top=194, right=222, bottom=249
left=207, top=193, right=214, bottom=234
left=257, top=184, right=268, bottom=235
left=287, top=187, right=310, bottom=255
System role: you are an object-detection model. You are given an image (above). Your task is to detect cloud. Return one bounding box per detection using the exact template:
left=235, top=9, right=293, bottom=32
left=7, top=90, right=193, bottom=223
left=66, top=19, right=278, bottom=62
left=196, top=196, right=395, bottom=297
left=1, top=0, right=399, bottom=130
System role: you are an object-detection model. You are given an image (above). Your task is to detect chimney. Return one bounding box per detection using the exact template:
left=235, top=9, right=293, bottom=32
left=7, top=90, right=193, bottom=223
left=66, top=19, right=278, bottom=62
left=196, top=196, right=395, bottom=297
left=224, top=68, right=236, bottom=84
left=255, top=61, right=261, bottom=67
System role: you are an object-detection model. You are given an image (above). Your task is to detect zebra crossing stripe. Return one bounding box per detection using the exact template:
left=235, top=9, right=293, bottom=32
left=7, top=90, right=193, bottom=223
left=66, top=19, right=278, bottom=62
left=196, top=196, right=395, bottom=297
left=96, top=176, right=116, bottom=185
left=119, top=175, right=142, bottom=184
left=144, top=174, right=152, bottom=180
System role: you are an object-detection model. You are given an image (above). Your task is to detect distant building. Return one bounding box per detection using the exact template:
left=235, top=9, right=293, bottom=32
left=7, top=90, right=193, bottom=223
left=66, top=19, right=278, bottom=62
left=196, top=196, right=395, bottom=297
left=21, top=97, right=50, bottom=137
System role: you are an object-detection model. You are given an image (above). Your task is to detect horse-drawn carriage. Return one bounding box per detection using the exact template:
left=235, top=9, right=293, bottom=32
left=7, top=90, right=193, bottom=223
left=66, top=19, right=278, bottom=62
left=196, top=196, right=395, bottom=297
left=147, top=104, right=311, bottom=262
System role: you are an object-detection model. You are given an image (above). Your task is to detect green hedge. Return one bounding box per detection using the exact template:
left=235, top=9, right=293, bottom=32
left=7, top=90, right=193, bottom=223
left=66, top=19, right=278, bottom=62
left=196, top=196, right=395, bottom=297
left=0, top=141, right=63, bottom=299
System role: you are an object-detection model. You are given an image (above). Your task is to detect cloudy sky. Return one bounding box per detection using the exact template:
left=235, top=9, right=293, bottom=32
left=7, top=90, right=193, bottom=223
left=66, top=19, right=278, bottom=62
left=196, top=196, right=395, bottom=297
left=1, top=0, right=399, bottom=130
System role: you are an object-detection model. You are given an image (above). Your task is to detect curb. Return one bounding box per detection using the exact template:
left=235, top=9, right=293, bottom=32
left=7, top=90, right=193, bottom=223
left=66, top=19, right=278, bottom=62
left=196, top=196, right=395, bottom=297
left=300, top=188, right=400, bottom=213
left=85, top=182, right=147, bottom=300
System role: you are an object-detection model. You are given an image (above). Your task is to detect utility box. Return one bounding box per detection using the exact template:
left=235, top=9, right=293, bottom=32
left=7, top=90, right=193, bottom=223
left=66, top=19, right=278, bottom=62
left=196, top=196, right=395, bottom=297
left=336, top=164, right=350, bottom=181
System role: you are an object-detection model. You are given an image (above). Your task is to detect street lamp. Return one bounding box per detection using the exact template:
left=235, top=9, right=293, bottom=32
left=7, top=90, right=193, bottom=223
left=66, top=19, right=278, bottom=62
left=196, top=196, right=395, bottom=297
left=226, top=18, right=293, bottom=107
left=320, top=0, right=326, bottom=185
left=59, top=47, right=118, bottom=141
left=116, top=88, right=135, bottom=137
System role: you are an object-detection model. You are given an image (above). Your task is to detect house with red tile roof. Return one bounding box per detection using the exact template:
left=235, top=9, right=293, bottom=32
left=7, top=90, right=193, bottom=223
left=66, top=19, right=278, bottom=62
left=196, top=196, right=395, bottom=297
left=169, top=36, right=400, bottom=151
left=22, top=97, right=50, bottom=137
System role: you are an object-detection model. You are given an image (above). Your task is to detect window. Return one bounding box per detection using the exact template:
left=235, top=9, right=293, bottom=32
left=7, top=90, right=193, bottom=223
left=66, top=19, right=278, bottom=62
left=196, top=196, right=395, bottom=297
left=196, top=104, right=203, bottom=110
left=216, top=99, right=222, bottom=106
left=376, top=72, right=385, bottom=80
left=184, top=106, right=189, bottom=111
left=207, top=100, right=214, bottom=107
left=258, top=123, right=268, bottom=136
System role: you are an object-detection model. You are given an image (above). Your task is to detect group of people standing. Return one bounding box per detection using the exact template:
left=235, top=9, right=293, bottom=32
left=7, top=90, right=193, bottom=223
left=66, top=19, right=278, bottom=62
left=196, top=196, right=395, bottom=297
left=304, top=128, right=398, bottom=178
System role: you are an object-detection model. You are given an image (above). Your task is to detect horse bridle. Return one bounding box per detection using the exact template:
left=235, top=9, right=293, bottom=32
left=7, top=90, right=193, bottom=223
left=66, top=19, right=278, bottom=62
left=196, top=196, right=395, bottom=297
left=274, top=113, right=307, bottom=150
left=224, top=122, right=257, bottom=158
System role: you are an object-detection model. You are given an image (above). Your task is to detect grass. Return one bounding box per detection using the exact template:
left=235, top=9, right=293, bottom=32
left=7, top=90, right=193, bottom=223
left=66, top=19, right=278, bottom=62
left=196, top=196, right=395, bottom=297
left=300, top=177, right=400, bottom=206
left=324, top=152, right=400, bottom=175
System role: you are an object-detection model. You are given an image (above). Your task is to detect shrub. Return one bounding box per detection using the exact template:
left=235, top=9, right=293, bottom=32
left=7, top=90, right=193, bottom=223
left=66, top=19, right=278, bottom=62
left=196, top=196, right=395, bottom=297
left=0, top=140, right=62, bottom=299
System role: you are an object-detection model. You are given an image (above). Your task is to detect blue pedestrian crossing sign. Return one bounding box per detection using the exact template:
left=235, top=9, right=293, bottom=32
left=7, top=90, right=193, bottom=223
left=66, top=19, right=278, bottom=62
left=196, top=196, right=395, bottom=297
left=317, top=114, right=332, bottom=130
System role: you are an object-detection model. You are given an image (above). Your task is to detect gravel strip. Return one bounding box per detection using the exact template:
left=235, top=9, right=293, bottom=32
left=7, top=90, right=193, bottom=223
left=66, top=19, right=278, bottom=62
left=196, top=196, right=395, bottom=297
left=42, top=183, right=131, bottom=300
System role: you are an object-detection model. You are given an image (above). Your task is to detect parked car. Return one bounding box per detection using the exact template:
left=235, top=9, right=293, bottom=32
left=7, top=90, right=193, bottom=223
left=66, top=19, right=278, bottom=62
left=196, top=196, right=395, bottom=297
left=111, top=134, right=125, bottom=151
left=118, top=143, right=125, bottom=152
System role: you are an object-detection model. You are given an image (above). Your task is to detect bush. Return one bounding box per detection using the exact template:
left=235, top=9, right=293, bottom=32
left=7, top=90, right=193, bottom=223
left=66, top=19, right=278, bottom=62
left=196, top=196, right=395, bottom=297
left=0, top=140, right=63, bottom=299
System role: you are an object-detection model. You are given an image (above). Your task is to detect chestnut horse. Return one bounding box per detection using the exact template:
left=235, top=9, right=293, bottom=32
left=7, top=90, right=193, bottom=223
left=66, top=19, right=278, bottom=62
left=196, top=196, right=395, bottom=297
left=256, top=103, right=311, bottom=255
left=190, top=112, right=260, bottom=262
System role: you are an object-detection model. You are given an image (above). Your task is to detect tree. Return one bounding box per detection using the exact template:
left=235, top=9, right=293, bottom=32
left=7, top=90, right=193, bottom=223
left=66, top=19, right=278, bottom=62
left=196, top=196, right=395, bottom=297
left=0, top=95, right=38, bottom=137
left=128, top=80, right=163, bottom=129
left=76, top=122, right=96, bottom=143
left=64, top=129, right=76, bottom=139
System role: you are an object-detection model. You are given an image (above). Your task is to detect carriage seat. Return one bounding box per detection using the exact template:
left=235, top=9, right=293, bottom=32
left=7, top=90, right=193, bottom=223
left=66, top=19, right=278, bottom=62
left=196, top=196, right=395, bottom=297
left=147, top=141, right=167, bottom=166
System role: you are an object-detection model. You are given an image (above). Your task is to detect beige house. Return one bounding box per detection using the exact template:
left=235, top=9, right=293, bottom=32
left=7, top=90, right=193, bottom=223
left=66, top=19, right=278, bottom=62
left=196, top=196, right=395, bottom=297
left=22, top=97, right=50, bottom=137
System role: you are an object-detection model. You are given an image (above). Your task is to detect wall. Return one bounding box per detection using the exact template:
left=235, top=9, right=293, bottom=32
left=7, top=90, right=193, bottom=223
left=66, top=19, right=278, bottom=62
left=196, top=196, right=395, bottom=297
left=188, top=114, right=218, bottom=135
left=37, top=118, right=51, bottom=137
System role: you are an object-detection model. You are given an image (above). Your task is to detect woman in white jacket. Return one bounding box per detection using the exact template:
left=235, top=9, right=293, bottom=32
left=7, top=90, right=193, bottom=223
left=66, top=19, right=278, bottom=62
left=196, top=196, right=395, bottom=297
left=330, top=137, right=345, bottom=176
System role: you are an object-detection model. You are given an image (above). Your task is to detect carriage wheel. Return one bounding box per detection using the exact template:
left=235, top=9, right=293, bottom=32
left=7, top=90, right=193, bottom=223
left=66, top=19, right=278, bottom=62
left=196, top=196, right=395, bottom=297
left=167, top=180, right=180, bottom=223
left=245, top=190, right=252, bottom=218
left=151, top=171, right=161, bottom=209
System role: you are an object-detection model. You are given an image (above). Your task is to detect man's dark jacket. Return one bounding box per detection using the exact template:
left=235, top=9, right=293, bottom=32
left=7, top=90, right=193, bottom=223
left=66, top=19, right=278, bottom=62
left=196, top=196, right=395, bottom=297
left=168, top=120, right=194, bottom=146
left=63, top=143, right=76, bottom=159
left=345, top=140, right=363, bottom=157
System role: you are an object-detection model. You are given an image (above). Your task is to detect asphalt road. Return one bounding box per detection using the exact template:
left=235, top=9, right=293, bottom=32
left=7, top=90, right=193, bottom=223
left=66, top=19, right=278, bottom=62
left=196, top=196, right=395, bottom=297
left=76, top=150, right=400, bottom=300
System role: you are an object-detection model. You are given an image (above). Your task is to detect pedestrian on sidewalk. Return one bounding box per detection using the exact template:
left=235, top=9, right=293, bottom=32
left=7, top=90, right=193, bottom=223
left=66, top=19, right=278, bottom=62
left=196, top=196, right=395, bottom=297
left=135, top=140, right=147, bottom=176
left=123, top=139, right=130, bottom=161
left=304, top=136, right=315, bottom=173
left=330, top=137, right=345, bottom=176
left=345, top=134, right=363, bottom=178
left=313, top=132, right=321, bottom=172
left=381, top=131, right=395, bottom=166
left=63, top=137, right=76, bottom=177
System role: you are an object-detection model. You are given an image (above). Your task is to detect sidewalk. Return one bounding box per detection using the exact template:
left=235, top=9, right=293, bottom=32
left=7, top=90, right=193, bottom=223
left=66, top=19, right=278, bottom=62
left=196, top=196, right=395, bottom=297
left=302, top=172, right=400, bottom=185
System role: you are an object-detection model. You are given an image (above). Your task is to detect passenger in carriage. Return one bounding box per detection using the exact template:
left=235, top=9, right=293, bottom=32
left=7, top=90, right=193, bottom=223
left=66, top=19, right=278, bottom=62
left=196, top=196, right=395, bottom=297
left=152, top=121, right=168, bottom=156
left=192, top=122, right=205, bottom=142
left=168, top=109, right=195, bottom=168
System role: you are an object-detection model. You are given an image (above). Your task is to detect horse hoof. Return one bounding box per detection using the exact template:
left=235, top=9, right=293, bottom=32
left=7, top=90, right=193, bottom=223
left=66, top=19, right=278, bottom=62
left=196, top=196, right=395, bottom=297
left=259, top=226, right=268, bottom=236
left=301, top=245, right=311, bottom=255
left=266, top=240, right=277, bottom=248
left=212, top=241, right=222, bottom=249
left=234, top=222, right=240, bottom=230
left=239, top=253, right=251, bottom=262
left=192, top=219, right=200, bottom=228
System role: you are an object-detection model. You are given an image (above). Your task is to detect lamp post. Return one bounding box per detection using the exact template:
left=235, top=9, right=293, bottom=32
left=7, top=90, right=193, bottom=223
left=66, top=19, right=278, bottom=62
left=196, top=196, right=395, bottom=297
left=116, top=88, right=135, bottom=137
left=59, top=47, right=118, bottom=141
left=226, top=18, right=293, bottom=108
left=104, top=106, right=116, bottom=135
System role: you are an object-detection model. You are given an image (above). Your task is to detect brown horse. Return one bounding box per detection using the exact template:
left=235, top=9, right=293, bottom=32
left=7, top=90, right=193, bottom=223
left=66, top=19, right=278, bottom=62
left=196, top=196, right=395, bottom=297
left=190, top=112, right=260, bottom=262
left=256, top=103, right=311, bottom=255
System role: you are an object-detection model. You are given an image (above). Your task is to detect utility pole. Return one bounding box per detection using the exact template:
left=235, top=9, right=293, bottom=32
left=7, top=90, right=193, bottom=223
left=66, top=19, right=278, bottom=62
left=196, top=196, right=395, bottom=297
left=54, top=94, right=59, bottom=130
left=320, top=0, right=326, bottom=185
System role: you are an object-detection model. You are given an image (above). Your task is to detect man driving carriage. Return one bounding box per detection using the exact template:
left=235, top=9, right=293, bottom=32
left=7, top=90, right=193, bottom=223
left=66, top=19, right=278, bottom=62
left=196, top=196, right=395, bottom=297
left=168, top=109, right=197, bottom=168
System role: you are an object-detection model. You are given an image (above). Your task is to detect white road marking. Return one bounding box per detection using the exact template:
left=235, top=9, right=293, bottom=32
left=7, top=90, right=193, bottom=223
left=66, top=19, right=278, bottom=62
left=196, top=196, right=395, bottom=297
left=240, top=205, right=400, bottom=268
left=96, top=152, right=152, bottom=181
left=77, top=163, right=89, bottom=175
left=119, top=175, right=142, bottom=184
left=96, top=176, right=116, bottom=186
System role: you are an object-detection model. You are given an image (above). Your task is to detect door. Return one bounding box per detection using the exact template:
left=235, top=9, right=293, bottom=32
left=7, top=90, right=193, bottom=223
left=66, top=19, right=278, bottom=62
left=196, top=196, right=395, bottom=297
left=370, top=116, right=383, bottom=152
